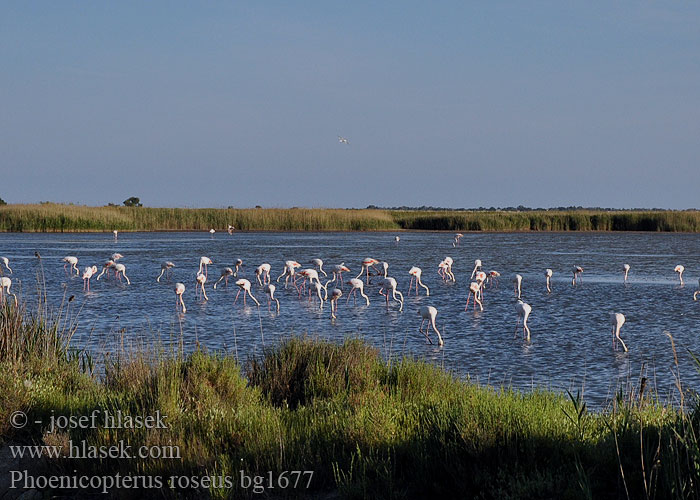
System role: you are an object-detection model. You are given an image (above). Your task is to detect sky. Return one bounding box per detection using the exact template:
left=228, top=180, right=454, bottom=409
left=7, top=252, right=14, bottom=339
left=1, top=1, right=699, bottom=209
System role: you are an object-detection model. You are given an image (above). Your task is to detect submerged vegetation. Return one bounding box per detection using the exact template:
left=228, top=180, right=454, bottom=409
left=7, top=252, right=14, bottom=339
left=3, top=297, right=700, bottom=498
left=2, top=203, right=700, bottom=232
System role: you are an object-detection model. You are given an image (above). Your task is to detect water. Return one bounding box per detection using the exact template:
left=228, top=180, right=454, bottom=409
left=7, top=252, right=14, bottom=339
left=2, top=231, right=700, bottom=409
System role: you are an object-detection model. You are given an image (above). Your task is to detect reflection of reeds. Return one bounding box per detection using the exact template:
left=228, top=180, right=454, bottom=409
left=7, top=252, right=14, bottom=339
left=3, top=292, right=700, bottom=497
left=3, top=203, right=700, bottom=232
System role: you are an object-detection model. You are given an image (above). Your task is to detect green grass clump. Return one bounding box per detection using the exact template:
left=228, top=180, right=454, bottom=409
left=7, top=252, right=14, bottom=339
left=3, top=300, right=700, bottom=498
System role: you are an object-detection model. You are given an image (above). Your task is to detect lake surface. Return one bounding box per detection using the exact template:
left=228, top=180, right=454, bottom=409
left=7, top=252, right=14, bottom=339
left=2, top=231, right=700, bottom=409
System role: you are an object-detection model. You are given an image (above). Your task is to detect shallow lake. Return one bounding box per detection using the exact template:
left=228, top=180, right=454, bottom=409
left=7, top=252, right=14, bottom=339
left=2, top=231, right=700, bottom=409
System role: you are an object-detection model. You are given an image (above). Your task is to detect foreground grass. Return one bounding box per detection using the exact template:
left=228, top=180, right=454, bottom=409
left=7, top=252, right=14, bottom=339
left=2, top=301, right=700, bottom=498
left=3, top=203, right=700, bottom=232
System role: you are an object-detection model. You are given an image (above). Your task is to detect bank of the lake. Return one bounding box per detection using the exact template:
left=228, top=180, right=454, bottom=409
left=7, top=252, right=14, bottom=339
left=2, top=203, right=700, bottom=232
left=1, top=300, right=699, bottom=499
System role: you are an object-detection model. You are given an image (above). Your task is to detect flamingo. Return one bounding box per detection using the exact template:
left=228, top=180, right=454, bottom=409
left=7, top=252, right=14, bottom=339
left=378, top=277, right=404, bottom=311
left=255, top=263, right=272, bottom=286
left=96, top=260, right=116, bottom=280
left=234, top=259, right=243, bottom=276
left=408, top=266, right=430, bottom=296
left=277, top=260, right=301, bottom=284
left=356, top=258, right=380, bottom=284
left=329, top=288, right=343, bottom=319
left=623, top=264, right=630, bottom=283
left=453, top=233, right=463, bottom=247
left=545, top=269, right=553, bottom=293
left=572, top=266, right=583, bottom=286
left=175, top=283, right=186, bottom=313
left=264, top=284, right=280, bottom=312
left=329, top=263, right=351, bottom=286
left=198, top=257, right=213, bottom=278
left=610, top=313, right=628, bottom=352
left=515, top=300, right=532, bottom=341
left=63, top=256, right=79, bottom=276
left=310, top=281, right=328, bottom=310
left=157, top=261, right=175, bottom=282
left=693, top=278, right=700, bottom=301
left=227, top=225, right=235, bottom=235
left=82, top=265, right=98, bottom=291
left=438, top=257, right=455, bottom=282
left=486, top=270, right=500, bottom=288
left=234, top=279, right=260, bottom=307
left=0, top=257, right=12, bottom=274
left=114, top=263, right=131, bottom=284
left=310, top=258, right=327, bottom=277
left=113, top=230, right=118, bottom=240
left=675, top=265, right=685, bottom=285
left=474, top=271, right=486, bottom=300
left=418, top=306, right=444, bottom=346
left=395, top=236, right=400, bottom=246
left=195, top=273, right=209, bottom=301
left=347, top=278, right=370, bottom=306
left=513, top=274, right=523, bottom=299
left=213, top=268, right=234, bottom=289
left=209, top=228, right=215, bottom=236
left=0, top=277, right=17, bottom=304
left=111, top=253, right=124, bottom=261
left=471, top=259, right=482, bottom=279
left=465, top=281, right=483, bottom=311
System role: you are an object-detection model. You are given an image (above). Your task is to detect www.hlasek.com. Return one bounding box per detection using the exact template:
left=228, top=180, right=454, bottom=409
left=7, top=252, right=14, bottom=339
left=8, top=409, right=314, bottom=493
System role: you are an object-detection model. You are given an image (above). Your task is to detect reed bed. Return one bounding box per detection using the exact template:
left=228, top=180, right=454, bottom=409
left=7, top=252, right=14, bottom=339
left=2, top=204, right=700, bottom=232
left=2, top=296, right=700, bottom=499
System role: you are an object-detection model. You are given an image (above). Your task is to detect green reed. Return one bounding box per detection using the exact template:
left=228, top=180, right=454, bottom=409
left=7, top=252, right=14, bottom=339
left=3, top=204, right=700, bottom=232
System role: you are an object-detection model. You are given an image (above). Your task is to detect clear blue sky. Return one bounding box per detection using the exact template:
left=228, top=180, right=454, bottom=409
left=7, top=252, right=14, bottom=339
left=2, top=1, right=699, bottom=208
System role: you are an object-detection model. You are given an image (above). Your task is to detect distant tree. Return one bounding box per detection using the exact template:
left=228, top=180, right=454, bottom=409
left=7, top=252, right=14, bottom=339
left=123, top=197, right=142, bottom=207
left=0, top=197, right=6, bottom=205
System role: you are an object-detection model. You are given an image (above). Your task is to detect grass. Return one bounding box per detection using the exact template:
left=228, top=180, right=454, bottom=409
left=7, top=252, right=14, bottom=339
left=3, top=203, right=700, bottom=232
left=2, top=297, right=700, bottom=498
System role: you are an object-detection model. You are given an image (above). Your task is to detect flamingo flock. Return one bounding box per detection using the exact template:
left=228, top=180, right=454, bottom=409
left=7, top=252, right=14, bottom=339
left=1, top=231, right=698, bottom=354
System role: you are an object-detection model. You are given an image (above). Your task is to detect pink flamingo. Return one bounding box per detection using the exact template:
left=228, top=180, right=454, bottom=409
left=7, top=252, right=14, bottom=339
left=418, top=306, right=444, bottom=346
left=329, top=288, right=342, bottom=319
left=438, top=257, right=455, bottom=282
left=1, top=277, right=17, bottom=303
left=675, top=265, right=685, bottom=285
left=310, top=258, right=327, bottom=277
left=0, top=257, right=12, bottom=274
left=470, top=259, right=482, bottom=279
left=234, top=259, right=243, bottom=276
left=486, top=270, right=500, bottom=288
left=465, top=281, right=483, bottom=311
left=82, top=265, right=98, bottom=291
left=347, top=278, right=370, bottom=306
left=572, top=266, right=583, bottom=286
left=234, top=279, right=260, bottom=306
left=96, top=260, right=116, bottom=280
left=157, top=261, right=175, bottom=282
left=277, top=260, right=301, bottom=287
left=114, top=263, right=131, bottom=284
left=515, top=300, right=532, bottom=341
left=175, top=283, right=186, bottom=313
left=264, top=284, right=280, bottom=312
left=213, top=268, right=234, bottom=289
left=452, top=233, right=463, bottom=247
left=111, top=253, right=124, bottom=262
left=610, top=313, right=628, bottom=352
left=356, top=258, right=381, bottom=284
left=198, top=257, right=213, bottom=278
left=63, top=256, right=79, bottom=276
left=693, top=278, right=700, bottom=301
left=330, top=264, right=350, bottom=286
left=545, top=269, right=553, bottom=293
left=378, top=277, right=404, bottom=311
left=255, top=263, right=272, bottom=286
left=474, top=271, right=486, bottom=300
left=513, top=274, right=523, bottom=299
left=408, top=266, right=430, bottom=296
left=623, top=264, right=630, bottom=283
left=195, top=273, right=209, bottom=301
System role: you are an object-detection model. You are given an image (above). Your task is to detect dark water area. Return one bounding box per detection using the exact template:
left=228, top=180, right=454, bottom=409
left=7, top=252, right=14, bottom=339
left=2, top=231, right=699, bottom=409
